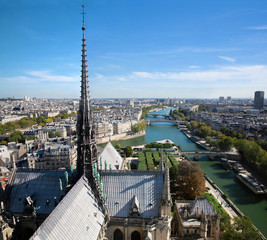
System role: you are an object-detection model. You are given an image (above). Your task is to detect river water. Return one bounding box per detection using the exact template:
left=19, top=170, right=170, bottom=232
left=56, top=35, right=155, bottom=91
left=111, top=109, right=267, bottom=237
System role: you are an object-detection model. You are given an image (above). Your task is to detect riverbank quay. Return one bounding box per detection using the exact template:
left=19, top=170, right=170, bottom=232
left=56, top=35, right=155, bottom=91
left=96, top=130, right=146, bottom=144
left=234, top=161, right=267, bottom=191
left=205, top=175, right=266, bottom=240
left=209, top=157, right=267, bottom=195
left=205, top=175, right=239, bottom=218
left=180, top=129, right=211, bottom=150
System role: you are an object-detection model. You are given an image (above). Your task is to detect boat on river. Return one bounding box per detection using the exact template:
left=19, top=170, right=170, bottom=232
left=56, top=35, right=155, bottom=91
left=220, top=158, right=232, bottom=170
left=236, top=172, right=265, bottom=195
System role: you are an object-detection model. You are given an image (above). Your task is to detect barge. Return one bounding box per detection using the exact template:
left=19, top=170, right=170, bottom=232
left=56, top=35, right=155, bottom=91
left=220, top=158, right=232, bottom=170
left=236, top=173, right=265, bottom=195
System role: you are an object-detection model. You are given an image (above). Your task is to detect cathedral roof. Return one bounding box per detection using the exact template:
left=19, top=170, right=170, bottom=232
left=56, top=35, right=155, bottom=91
left=30, top=176, right=105, bottom=240
left=98, top=142, right=123, bottom=170
left=188, top=198, right=215, bottom=215
left=101, top=170, right=164, bottom=218
left=8, top=169, right=67, bottom=215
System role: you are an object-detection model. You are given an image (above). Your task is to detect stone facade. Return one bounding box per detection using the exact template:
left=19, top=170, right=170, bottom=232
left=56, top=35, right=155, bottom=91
left=27, top=143, right=77, bottom=170
left=171, top=198, right=220, bottom=240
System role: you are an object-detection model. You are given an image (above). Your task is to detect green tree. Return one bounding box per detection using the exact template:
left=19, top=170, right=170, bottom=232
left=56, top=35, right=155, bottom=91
left=235, top=139, right=267, bottom=179
left=8, top=131, right=25, bottom=143
left=236, top=133, right=243, bottom=139
left=205, top=136, right=218, bottom=148
left=5, top=122, right=15, bottom=132
left=169, top=165, right=178, bottom=182
left=124, top=146, right=133, bottom=157
left=45, top=118, right=54, bottom=123
left=131, top=123, right=140, bottom=133
left=48, top=131, right=56, bottom=138
left=222, top=216, right=261, bottom=240
left=115, top=143, right=121, bottom=149
left=131, top=120, right=146, bottom=133
left=211, top=130, right=217, bottom=136
left=36, top=116, right=46, bottom=125
left=18, top=117, right=32, bottom=128
left=257, top=139, right=267, bottom=151
left=139, top=119, right=146, bottom=131
left=218, top=137, right=233, bottom=151
left=55, top=131, right=62, bottom=137
left=0, top=124, right=5, bottom=134
left=198, top=125, right=211, bottom=138
left=190, top=120, right=198, bottom=130
left=0, top=140, right=7, bottom=145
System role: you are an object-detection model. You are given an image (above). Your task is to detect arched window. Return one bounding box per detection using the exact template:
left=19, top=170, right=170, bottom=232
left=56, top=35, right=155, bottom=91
left=114, top=229, right=123, bottom=240
left=131, top=231, right=141, bottom=240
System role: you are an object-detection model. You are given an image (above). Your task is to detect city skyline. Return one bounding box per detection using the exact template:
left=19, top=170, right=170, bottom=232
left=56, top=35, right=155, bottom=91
left=0, top=0, right=267, bottom=99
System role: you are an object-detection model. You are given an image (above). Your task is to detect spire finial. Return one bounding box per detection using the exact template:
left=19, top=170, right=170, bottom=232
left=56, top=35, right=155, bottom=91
left=81, top=5, right=86, bottom=30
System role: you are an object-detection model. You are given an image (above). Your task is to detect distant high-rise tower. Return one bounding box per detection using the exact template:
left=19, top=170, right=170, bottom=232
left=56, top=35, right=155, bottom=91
left=219, top=96, right=224, bottom=103
left=254, top=91, right=264, bottom=109
left=76, top=6, right=98, bottom=182
left=227, top=96, right=231, bottom=102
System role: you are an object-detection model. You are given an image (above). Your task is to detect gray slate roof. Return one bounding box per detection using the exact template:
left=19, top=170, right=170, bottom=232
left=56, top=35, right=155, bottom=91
left=188, top=198, right=215, bottom=215
left=98, top=142, right=123, bottom=170
left=30, top=176, right=105, bottom=240
left=9, top=169, right=67, bottom=215
left=101, top=170, right=163, bottom=218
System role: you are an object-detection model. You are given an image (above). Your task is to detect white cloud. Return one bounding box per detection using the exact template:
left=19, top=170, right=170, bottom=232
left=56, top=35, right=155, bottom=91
left=27, top=70, right=78, bottom=82
left=128, top=65, right=267, bottom=86
left=247, top=25, right=267, bottom=30
left=218, top=56, right=236, bottom=62
left=191, top=48, right=240, bottom=53
left=116, top=77, right=128, bottom=82
left=2, top=65, right=267, bottom=99
left=100, top=47, right=241, bottom=59
left=132, top=72, right=153, bottom=78
left=94, top=73, right=104, bottom=80
left=91, top=65, right=267, bottom=98
left=108, top=64, right=121, bottom=69
left=1, top=70, right=79, bottom=83
left=188, top=66, right=200, bottom=69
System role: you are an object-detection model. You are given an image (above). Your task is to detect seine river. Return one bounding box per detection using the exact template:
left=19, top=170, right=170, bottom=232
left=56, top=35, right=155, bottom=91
left=111, top=109, right=267, bottom=237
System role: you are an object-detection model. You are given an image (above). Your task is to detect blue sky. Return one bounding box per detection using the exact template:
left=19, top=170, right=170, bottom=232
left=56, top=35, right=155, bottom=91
left=0, top=0, right=267, bottom=99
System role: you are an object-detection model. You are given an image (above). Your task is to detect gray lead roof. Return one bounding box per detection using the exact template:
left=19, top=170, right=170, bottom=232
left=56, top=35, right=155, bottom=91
left=30, top=176, right=105, bottom=240
left=188, top=198, right=215, bottom=215
left=9, top=169, right=67, bottom=215
left=101, top=170, right=164, bottom=218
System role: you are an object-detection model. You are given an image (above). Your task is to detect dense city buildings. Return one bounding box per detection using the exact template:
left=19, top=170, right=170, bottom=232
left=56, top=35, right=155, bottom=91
left=27, top=143, right=77, bottom=170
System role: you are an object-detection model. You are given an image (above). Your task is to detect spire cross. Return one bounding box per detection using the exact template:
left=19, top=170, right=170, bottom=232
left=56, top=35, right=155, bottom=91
left=81, top=5, right=86, bottom=29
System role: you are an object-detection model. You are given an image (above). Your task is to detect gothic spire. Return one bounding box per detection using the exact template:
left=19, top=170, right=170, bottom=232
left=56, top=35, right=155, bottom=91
left=76, top=5, right=108, bottom=216
left=76, top=5, right=97, bottom=182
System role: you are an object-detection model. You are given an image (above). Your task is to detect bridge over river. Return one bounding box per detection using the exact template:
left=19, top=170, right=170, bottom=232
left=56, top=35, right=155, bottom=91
left=146, top=119, right=185, bottom=126
left=181, top=151, right=240, bottom=161
left=147, top=113, right=171, bottom=119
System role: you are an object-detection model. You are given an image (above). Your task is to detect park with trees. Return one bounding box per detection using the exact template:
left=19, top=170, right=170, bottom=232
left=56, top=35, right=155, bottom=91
left=131, top=119, right=146, bottom=133
left=187, top=120, right=267, bottom=181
